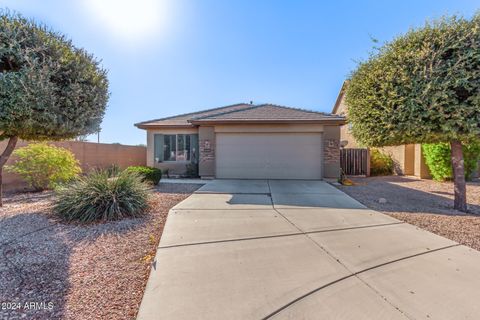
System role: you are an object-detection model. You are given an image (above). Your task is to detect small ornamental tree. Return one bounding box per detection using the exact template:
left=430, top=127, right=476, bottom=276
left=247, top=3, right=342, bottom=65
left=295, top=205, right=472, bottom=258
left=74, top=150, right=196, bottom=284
left=6, top=143, right=81, bottom=191
left=345, top=14, right=480, bottom=212
left=0, top=11, right=109, bottom=204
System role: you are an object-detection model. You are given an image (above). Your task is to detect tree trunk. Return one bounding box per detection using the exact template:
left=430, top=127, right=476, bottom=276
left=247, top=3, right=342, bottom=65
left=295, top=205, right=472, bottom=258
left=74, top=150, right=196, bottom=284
left=450, top=140, right=467, bottom=212
left=0, top=136, right=19, bottom=206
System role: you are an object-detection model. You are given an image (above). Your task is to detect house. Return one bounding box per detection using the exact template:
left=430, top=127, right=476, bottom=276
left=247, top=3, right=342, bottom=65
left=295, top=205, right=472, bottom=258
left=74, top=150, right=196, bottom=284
left=332, top=82, right=431, bottom=178
left=135, top=103, right=345, bottom=179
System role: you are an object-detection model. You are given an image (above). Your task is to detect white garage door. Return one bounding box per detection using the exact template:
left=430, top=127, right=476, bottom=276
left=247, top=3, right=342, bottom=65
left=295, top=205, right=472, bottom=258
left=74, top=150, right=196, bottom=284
left=216, top=132, right=323, bottom=179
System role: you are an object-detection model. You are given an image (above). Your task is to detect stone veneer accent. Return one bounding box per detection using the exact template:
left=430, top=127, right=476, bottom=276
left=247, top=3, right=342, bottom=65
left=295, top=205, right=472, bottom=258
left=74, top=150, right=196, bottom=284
left=199, top=138, right=215, bottom=162
left=322, top=125, right=341, bottom=178
left=324, top=139, right=340, bottom=164
left=198, top=126, right=216, bottom=178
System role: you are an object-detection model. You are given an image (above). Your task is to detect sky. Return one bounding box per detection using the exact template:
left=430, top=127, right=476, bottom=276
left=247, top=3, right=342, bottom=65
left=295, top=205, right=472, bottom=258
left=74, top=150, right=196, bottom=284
left=1, top=0, right=479, bottom=145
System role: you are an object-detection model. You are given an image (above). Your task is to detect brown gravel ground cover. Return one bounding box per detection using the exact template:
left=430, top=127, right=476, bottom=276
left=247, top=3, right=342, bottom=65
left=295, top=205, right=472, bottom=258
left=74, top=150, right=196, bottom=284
left=337, top=175, right=480, bottom=251
left=0, top=182, right=201, bottom=320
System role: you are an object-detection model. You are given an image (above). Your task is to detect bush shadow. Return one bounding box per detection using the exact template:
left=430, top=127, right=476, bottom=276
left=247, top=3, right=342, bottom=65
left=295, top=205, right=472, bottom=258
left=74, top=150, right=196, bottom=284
left=155, top=182, right=203, bottom=195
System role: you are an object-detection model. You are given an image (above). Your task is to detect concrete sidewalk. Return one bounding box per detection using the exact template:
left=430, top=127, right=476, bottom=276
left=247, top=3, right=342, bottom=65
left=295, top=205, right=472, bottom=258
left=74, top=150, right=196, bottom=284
left=137, top=180, right=480, bottom=320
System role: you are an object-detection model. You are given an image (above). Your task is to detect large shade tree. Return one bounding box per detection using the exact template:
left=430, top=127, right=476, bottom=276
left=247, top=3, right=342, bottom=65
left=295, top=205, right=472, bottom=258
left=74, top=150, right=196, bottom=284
left=345, top=14, right=480, bottom=212
left=0, top=12, right=108, bottom=205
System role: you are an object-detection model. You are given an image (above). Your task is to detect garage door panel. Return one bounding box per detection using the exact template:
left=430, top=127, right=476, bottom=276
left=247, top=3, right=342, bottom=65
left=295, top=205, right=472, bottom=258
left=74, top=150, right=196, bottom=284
left=216, top=133, right=323, bottom=179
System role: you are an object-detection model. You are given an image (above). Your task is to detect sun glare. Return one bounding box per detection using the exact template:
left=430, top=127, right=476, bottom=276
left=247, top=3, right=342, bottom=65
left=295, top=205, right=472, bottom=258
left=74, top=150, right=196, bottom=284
left=83, top=0, right=169, bottom=42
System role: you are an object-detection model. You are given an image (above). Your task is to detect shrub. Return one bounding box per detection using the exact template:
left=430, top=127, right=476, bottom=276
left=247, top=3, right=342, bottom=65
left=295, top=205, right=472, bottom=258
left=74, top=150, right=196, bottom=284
left=370, top=149, right=394, bottom=176
left=463, top=142, right=480, bottom=180
left=105, top=164, right=121, bottom=178
left=54, top=170, right=150, bottom=222
left=185, top=163, right=199, bottom=178
left=124, top=166, right=162, bottom=185
left=163, top=168, right=170, bottom=178
left=6, top=143, right=81, bottom=191
left=422, top=143, right=452, bottom=181
left=422, top=141, right=480, bottom=181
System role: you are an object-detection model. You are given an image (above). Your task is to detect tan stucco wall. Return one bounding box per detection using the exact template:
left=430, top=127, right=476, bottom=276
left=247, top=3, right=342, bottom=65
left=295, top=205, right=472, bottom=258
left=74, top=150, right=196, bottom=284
left=414, top=144, right=431, bottom=179
left=339, top=124, right=361, bottom=148
left=404, top=144, right=415, bottom=175
left=381, top=145, right=407, bottom=175
left=145, top=123, right=340, bottom=179
left=146, top=128, right=199, bottom=176
left=379, top=145, right=415, bottom=176
left=380, top=144, right=429, bottom=177
left=333, top=93, right=360, bottom=148
left=1, top=140, right=146, bottom=191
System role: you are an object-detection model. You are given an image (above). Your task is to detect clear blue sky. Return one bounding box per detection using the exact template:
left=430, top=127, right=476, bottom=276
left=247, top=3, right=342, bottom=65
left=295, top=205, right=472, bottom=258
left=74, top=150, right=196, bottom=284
left=3, top=0, right=479, bottom=145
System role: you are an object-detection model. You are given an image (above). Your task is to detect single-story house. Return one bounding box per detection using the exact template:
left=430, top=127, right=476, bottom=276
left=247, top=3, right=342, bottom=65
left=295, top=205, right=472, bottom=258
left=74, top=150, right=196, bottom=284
left=332, top=81, right=431, bottom=178
left=135, top=103, right=345, bottom=180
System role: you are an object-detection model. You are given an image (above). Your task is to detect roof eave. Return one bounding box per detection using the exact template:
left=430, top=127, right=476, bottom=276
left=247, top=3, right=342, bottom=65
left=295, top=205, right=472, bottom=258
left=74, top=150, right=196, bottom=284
left=189, top=118, right=346, bottom=125
left=134, top=124, right=197, bottom=130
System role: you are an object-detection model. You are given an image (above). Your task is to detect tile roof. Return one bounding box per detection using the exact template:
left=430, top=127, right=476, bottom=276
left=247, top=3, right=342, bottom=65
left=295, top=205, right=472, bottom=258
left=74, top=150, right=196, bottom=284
left=135, top=103, right=344, bottom=128
left=192, top=104, right=342, bottom=122
left=135, top=103, right=252, bottom=127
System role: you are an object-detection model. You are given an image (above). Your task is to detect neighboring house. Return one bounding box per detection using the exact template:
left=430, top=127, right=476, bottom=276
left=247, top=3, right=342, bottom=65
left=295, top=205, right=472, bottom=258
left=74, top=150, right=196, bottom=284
left=135, top=103, right=345, bottom=179
left=332, top=82, right=431, bottom=178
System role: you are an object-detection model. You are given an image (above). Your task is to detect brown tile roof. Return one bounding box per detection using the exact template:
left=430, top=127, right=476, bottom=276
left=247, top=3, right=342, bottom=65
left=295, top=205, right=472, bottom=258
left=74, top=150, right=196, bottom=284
left=135, top=103, right=344, bottom=128
left=135, top=103, right=252, bottom=127
left=192, top=104, right=342, bottom=122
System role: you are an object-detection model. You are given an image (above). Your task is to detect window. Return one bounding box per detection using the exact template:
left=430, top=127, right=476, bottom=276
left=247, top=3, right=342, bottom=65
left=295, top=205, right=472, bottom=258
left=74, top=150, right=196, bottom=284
left=155, top=134, right=198, bottom=162
left=164, top=135, right=176, bottom=161
left=177, top=134, right=190, bottom=161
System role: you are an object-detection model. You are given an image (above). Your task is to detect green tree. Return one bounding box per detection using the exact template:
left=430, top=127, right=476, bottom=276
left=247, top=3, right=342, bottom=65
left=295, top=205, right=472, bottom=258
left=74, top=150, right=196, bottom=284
left=345, top=14, right=480, bottom=212
left=6, top=143, right=82, bottom=191
left=422, top=143, right=452, bottom=181
left=0, top=11, right=108, bottom=204
left=423, top=141, right=480, bottom=181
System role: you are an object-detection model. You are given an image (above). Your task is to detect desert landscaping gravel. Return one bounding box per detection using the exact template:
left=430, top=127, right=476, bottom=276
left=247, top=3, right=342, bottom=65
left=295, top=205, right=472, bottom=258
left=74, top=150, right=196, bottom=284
left=0, top=182, right=200, bottom=320
left=337, top=176, right=480, bottom=251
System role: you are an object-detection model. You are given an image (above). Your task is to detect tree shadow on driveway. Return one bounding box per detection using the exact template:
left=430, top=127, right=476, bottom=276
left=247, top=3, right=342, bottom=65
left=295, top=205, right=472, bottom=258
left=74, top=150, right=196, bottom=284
left=338, top=176, right=480, bottom=216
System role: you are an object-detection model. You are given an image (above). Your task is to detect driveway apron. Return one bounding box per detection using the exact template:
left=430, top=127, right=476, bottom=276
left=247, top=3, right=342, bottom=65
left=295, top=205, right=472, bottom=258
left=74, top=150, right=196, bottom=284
left=137, top=179, right=480, bottom=320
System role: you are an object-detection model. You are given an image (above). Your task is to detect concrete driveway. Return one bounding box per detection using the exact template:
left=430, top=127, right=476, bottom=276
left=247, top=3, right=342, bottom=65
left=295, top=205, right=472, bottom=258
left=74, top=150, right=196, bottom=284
left=137, top=180, right=480, bottom=320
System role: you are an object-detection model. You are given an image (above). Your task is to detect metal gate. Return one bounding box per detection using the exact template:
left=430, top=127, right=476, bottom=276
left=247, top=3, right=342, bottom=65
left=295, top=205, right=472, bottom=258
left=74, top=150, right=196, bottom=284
left=340, top=148, right=370, bottom=176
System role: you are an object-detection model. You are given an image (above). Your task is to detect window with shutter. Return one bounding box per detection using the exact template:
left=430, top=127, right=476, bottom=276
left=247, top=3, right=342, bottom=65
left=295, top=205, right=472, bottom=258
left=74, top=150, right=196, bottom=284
left=153, top=134, right=164, bottom=163
left=154, top=133, right=199, bottom=163
left=190, top=134, right=199, bottom=164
